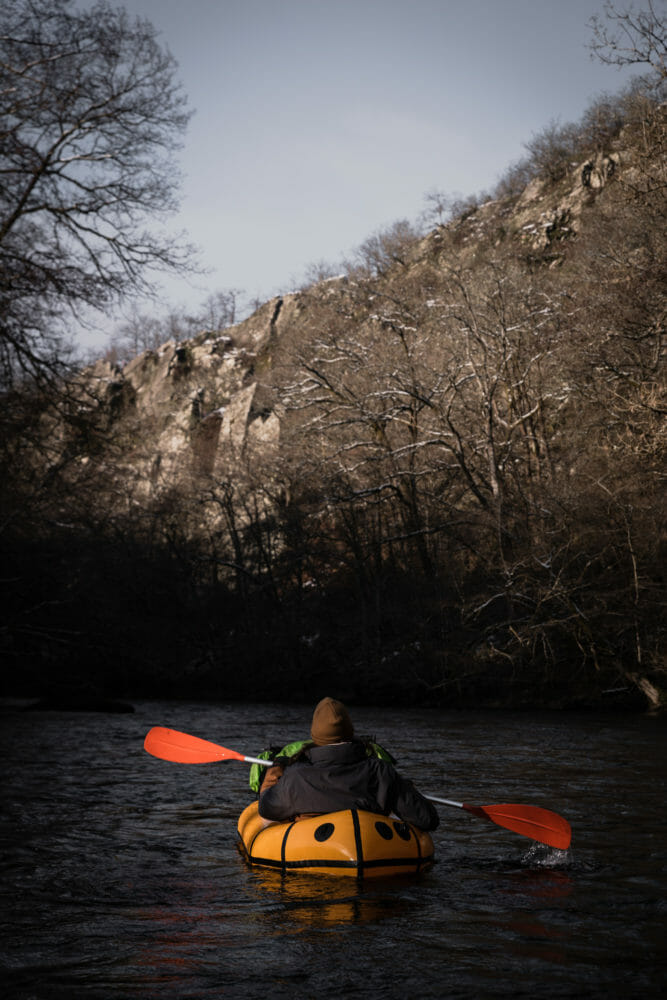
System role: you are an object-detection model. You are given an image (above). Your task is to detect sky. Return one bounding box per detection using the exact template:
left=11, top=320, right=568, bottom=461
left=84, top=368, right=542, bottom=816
left=76, top=0, right=642, bottom=352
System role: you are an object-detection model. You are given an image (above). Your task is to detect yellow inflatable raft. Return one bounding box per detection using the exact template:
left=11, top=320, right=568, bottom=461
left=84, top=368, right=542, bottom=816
left=237, top=800, right=434, bottom=878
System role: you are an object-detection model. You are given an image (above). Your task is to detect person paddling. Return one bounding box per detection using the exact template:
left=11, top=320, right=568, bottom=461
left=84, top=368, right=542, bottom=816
left=258, top=697, right=440, bottom=831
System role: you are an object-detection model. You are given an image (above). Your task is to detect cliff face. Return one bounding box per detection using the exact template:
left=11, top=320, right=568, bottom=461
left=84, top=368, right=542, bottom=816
left=80, top=294, right=288, bottom=490
left=78, top=148, right=623, bottom=499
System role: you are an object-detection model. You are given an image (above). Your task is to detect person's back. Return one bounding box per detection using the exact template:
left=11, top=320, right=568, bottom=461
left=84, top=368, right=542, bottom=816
left=258, top=697, right=439, bottom=831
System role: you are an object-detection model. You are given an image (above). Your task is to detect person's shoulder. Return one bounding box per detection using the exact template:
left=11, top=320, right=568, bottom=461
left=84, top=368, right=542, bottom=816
left=365, top=750, right=396, bottom=773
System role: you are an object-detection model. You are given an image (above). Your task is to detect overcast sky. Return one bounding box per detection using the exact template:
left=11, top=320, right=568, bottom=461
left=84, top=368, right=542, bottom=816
left=78, top=0, right=641, bottom=352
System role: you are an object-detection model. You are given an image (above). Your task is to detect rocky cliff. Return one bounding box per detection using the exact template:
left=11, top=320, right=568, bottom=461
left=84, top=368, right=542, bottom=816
left=78, top=148, right=624, bottom=499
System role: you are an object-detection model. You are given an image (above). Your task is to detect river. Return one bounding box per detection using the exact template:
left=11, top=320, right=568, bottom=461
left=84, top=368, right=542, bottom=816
left=1, top=700, right=665, bottom=998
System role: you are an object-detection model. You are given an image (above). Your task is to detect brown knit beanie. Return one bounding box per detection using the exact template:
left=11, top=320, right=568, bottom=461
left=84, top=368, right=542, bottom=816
left=310, top=696, right=354, bottom=745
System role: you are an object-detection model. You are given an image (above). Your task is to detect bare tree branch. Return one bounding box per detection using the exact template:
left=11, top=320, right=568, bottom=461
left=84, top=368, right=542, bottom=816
left=0, top=0, right=196, bottom=387
left=589, top=1, right=667, bottom=79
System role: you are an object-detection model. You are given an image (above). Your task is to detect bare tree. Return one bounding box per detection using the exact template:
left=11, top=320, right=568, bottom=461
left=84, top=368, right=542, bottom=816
left=522, top=119, right=582, bottom=183
left=589, top=0, right=667, bottom=79
left=196, top=288, right=244, bottom=331
left=347, top=219, right=420, bottom=277
left=299, top=259, right=342, bottom=290
left=105, top=286, right=246, bottom=364
left=0, top=0, right=194, bottom=387
left=108, top=307, right=167, bottom=364
left=420, top=188, right=453, bottom=228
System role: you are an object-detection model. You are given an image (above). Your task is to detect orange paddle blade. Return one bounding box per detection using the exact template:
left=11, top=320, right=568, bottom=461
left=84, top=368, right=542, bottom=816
left=464, top=802, right=572, bottom=850
left=144, top=727, right=244, bottom=764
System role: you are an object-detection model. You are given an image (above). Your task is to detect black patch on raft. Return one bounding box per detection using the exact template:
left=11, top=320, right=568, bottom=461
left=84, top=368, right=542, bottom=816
left=314, top=822, right=335, bottom=842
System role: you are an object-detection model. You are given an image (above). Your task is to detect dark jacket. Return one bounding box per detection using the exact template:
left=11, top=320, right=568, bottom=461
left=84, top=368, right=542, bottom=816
left=258, top=740, right=439, bottom=831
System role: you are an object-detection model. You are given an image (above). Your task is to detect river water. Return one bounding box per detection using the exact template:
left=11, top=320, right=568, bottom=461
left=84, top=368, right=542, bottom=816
left=1, top=700, right=665, bottom=998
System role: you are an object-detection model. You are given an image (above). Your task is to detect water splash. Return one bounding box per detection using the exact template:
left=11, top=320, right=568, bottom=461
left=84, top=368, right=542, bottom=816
left=522, top=841, right=572, bottom=868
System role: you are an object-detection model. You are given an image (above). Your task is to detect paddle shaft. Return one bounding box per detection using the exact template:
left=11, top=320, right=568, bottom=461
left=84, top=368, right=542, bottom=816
left=426, top=795, right=463, bottom=809
left=241, top=754, right=273, bottom=766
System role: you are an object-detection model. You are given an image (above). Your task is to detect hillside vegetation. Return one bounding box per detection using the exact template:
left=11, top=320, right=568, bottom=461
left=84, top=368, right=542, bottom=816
left=2, top=27, right=665, bottom=710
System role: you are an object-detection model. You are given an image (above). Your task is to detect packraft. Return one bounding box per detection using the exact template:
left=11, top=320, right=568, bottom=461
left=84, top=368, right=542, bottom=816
left=237, top=799, right=434, bottom=878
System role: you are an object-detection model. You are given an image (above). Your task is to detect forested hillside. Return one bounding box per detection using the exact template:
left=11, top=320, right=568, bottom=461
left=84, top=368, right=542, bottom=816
left=2, top=3, right=665, bottom=711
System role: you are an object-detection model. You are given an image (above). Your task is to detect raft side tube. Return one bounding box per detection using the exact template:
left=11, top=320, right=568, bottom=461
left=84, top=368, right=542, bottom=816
left=237, top=801, right=434, bottom=878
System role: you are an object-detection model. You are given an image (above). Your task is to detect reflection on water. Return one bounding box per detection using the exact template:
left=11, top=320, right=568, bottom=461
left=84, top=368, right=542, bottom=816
left=246, top=868, right=421, bottom=929
left=1, top=700, right=665, bottom=999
